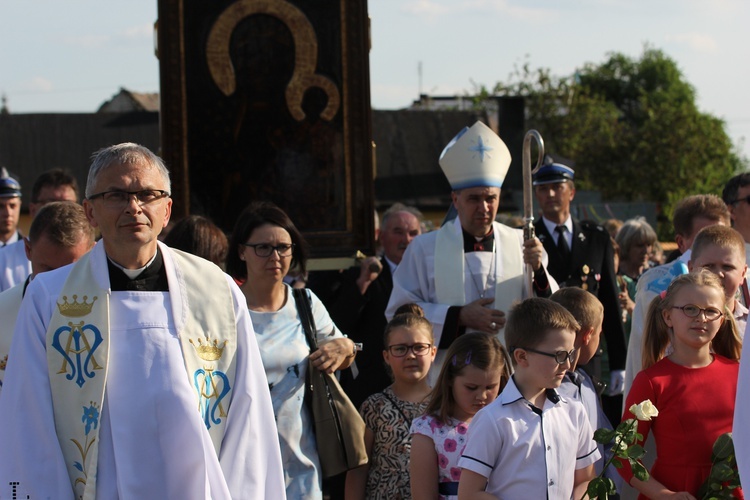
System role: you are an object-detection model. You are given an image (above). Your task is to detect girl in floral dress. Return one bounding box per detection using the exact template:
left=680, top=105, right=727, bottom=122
left=345, top=304, right=437, bottom=499
left=409, top=333, right=510, bottom=500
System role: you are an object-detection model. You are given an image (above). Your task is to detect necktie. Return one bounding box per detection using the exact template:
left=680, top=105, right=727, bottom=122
left=555, top=225, right=571, bottom=260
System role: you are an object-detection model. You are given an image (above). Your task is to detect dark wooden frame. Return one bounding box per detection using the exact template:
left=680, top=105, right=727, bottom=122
left=157, top=0, right=375, bottom=259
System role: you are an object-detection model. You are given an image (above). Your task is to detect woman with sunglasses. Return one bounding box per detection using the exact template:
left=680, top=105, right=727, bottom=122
left=618, top=270, right=742, bottom=499
left=227, top=201, right=357, bottom=500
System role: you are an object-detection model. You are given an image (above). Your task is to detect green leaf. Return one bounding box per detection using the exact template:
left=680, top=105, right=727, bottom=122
left=626, top=444, right=646, bottom=459
left=604, top=478, right=617, bottom=495
left=712, top=463, right=735, bottom=482
left=615, top=419, right=635, bottom=435
left=587, top=478, right=604, bottom=498
left=631, top=461, right=649, bottom=482
left=712, top=433, right=734, bottom=461
left=593, top=428, right=618, bottom=444
left=612, top=460, right=623, bottom=469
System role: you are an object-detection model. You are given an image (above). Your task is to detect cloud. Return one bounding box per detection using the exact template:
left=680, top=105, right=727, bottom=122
left=462, top=0, right=555, bottom=21
left=665, top=33, right=719, bottom=53
left=62, top=34, right=110, bottom=49
left=401, top=0, right=553, bottom=22
left=26, top=77, right=53, bottom=92
left=121, top=23, right=153, bottom=40
left=401, top=0, right=450, bottom=17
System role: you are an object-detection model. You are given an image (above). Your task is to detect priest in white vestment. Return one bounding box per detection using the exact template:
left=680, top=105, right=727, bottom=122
left=0, top=143, right=285, bottom=499
left=386, top=121, right=556, bottom=381
left=0, top=201, right=95, bottom=397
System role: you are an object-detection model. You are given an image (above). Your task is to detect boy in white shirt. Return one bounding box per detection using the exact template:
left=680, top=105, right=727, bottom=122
left=458, top=298, right=599, bottom=499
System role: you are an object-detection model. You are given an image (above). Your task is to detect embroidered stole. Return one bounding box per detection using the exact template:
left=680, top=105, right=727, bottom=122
left=46, top=248, right=237, bottom=500
left=435, top=218, right=524, bottom=344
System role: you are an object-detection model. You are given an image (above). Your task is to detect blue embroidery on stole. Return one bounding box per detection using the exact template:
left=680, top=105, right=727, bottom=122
left=51, top=322, right=104, bottom=387
left=193, top=368, right=231, bottom=429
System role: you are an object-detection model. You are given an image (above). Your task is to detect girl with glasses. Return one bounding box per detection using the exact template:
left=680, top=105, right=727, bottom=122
left=345, top=304, right=436, bottom=499
left=409, top=332, right=510, bottom=500
left=619, top=269, right=742, bottom=499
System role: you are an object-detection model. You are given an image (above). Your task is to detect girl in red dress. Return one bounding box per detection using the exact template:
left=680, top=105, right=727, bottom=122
left=620, top=269, right=742, bottom=499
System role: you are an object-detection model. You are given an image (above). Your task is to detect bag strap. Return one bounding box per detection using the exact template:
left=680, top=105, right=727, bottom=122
left=382, top=391, right=413, bottom=427
left=293, top=288, right=318, bottom=352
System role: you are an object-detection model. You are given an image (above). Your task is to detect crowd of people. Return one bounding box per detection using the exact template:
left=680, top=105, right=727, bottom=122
left=0, top=122, right=748, bottom=499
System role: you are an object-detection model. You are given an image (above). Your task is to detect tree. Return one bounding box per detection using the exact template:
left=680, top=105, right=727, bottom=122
left=479, top=47, right=747, bottom=239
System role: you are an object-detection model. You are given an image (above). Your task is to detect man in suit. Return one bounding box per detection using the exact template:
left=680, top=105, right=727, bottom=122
left=327, top=203, right=422, bottom=409
left=533, top=162, right=627, bottom=423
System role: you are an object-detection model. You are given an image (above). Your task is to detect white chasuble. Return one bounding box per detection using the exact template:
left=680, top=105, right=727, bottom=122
left=0, top=241, right=285, bottom=500
left=387, top=219, right=554, bottom=383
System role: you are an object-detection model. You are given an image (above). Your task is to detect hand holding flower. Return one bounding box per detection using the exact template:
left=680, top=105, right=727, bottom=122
left=583, top=400, right=658, bottom=500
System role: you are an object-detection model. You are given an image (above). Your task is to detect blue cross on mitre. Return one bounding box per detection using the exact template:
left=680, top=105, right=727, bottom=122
left=468, top=136, right=493, bottom=161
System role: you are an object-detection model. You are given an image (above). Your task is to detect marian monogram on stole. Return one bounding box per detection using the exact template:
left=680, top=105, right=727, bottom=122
left=51, top=295, right=102, bottom=388
left=189, top=338, right=231, bottom=430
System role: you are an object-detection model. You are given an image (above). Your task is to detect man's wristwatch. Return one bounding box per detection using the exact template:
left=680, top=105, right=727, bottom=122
left=348, top=341, right=364, bottom=358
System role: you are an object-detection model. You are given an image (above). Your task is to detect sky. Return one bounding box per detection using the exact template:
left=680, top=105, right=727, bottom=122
left=1, top=0, right=749, bottom=160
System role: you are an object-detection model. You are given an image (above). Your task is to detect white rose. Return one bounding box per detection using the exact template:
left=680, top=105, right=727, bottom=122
left=629, top=400, right=659, bottom=421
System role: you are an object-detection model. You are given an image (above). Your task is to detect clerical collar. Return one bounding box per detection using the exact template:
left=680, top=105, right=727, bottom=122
left=107, top=248, right=169, bottom=291
left=462, top=229, right=494, bottom=253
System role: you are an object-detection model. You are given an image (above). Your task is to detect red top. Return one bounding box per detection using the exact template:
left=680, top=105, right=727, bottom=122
left=620, top=355, right=742, bottom=498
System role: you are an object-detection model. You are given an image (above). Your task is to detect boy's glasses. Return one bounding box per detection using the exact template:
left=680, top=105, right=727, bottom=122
left=672, top=304, right=723, bottom=321
left=386, top=343, right=432, bottom=357
left=243, top=243, right=295, bottom=258
left=521, top=347, right=577, bottom=365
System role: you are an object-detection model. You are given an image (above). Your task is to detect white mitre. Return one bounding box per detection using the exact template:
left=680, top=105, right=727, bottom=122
left=438, top=121, right=512, bottom=189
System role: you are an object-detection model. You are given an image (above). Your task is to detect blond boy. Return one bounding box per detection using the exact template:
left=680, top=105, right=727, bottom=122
left=689, top=225, right=748, bottom=335
left=458, top=298, right=599, bottom=499
left=552, top=288, right=625, bottom=494
left=634, top=227, right=747, bottom=368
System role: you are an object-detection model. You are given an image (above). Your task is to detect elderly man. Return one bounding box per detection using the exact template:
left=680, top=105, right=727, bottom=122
left=0, top=202, right=94, bottom=396
left=386, top=121, right=554, bottom=380
left=0, top=168, right=80, bottom=291
left=533, top=161, right=627, bottom=422
left=327, top=202, right=422, bottom=408
left=0, top=143, right=284, bottom=499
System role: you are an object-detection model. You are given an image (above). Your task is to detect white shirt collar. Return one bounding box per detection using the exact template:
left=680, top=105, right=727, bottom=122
left=383, top=255, right=398, bottom=275
left=542, top=215, right=572, bottom=237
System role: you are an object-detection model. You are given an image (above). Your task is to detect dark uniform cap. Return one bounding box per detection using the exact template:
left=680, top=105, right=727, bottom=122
left=532, top=163, right=575, bottom=186
left=0, top=168, right=21, bottom=198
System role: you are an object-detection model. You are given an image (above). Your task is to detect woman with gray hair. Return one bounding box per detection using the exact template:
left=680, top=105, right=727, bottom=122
left=615, top=217, right=658, bottom=331
left=616, top=216, right=658, bottom=283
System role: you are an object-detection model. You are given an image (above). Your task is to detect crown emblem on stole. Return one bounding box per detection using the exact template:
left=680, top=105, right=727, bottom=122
left=189, top=338, right=227, bottom=361
left=56, top=295, right=97, bottom=317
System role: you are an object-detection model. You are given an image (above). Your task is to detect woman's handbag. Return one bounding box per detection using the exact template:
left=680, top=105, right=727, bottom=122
left=292, top=288, right=368, bottom=478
